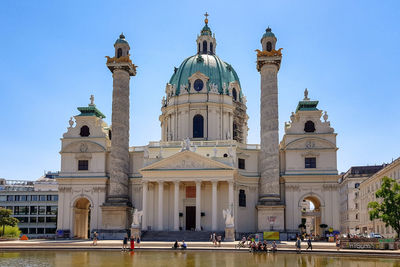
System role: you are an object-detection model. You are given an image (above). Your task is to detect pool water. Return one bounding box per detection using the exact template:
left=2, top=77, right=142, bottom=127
left=0, top=250, right=399, bottom=267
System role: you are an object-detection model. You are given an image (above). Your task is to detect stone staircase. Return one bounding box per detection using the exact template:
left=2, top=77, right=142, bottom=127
left=141, top=231, right=224, bottom=241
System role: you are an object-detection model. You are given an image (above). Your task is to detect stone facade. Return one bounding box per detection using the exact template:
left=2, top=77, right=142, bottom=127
left=338, top=166, right=383, bottom=234
left=56, top=22, right=344, bottom=240
left=357, top=158, right=400, bottom=238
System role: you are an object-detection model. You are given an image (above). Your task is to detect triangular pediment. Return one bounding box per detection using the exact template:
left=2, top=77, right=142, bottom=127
left=140, top=150, right=234, bottom=172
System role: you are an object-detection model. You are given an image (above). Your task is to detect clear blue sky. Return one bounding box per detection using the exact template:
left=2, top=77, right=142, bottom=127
left=0, top=0, right=399, bottom=180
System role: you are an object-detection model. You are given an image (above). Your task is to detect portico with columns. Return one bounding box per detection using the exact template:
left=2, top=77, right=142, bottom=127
left=138, top=150, right=235, bottom=232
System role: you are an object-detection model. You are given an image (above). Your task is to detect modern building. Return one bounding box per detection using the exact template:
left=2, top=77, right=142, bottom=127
left=0, top=172, right=59, bottom=238
left=338, top=165, right=383, bottom=235
left=56, top=16, right=341, bottom=239
left=357, top=157, right=400, bottom=238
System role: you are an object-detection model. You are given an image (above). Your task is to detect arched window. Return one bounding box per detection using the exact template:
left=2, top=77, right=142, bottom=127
left=232, top=88, right=237, bottom=101
left=193, top=115, right=204, bottom=138
left=80, top=125, right=90, bottom=137
left=108, top=129, right=112, bottom=140
left=117, top=48, right=122, bottom=58
left=304, top=120, right=315, bottom=132
left=202, top=41, right=207, bottom=54
left=266, top=41, right=272, bottom=52
left=210, top=42, right=213, bottom=54
left=198, top=43, right=200, bottom=54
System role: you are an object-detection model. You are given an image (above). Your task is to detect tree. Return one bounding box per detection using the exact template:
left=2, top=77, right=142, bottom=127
left=0, top=208, right=19, bottom=236
left=368, top=176, right=400, bottom=238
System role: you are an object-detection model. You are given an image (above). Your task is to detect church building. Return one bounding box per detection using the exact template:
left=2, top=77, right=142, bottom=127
left=56, top=15, right=340, bottom=240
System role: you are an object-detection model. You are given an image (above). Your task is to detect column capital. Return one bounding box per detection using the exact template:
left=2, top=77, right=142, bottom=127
left=142, top=180, right=148, bottom=185
left=173, top=180, right=180, bottom=185
left=211, top=180, right=218, bottom=185
left=195, top=179, right=202, bottom=185
left=227, top=180, right=234, bottom=186
left=158, top=180, right=164, bottom=185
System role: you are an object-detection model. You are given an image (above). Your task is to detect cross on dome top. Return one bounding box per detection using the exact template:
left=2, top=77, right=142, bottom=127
left=204, top=12, right=209, bottom=24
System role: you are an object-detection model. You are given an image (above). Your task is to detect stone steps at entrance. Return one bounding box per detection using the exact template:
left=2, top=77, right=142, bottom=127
left=141, top=231, right=224, bottom=241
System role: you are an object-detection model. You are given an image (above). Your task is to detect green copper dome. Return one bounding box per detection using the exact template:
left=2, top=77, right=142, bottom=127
left=262, top=27, right=275, bottom=39
left=201, top=24, right=212, bottom=36
left=169, top=54, right=242, bottom=97
left=115, top=33, right=129, bottom=45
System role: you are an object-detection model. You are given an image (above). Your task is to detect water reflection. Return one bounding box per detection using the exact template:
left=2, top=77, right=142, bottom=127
left=0, top=251, right=399, bottom=267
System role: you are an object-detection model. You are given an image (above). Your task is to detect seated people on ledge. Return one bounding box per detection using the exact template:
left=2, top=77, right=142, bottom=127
left=181, top=240, right=187, bottom=250
left=173, top=240, right=179, bottom=249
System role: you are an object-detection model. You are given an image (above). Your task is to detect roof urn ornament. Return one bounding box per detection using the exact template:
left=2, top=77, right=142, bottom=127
left=68, top=117, right=74, bottom=128
left=323, top=111, right=329, bottom=122
left=290, top=112, right=295, bottom=122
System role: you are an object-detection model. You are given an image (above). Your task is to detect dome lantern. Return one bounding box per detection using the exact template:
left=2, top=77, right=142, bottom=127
left=197, top=12, right=216, bottom=55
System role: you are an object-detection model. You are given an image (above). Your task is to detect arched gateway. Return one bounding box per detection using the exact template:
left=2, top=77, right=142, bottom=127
left=300, top=195, right=322, bottom=236
left=73, top=197, right=91, bottom=239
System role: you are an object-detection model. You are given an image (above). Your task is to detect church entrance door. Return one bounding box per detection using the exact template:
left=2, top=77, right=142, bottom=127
left=186, top=206, right=196, bottom=230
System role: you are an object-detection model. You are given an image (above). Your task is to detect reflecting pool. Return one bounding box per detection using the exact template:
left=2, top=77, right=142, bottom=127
left=1, top=250, right=400, bottom=267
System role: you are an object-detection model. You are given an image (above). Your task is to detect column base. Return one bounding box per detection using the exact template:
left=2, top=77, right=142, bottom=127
left=101, top=205, right=132, bottom=232
left=224, top=227, right=235, bottom=242
left=258, top=193, right=281, bottom=204
left=257, top=205, right=285, bottom=232
left=130, top=227, right=141, bottom=239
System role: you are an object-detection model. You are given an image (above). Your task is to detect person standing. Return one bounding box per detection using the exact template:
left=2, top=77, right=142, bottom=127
left=130, top=236, right=135, bottom=251
left=122, top=234, right=128, bottom=251
left=92, top=231, right=98, bottom=246
left=306, top=237, right=312, bottom=250
left=136, top=236, right=141, bottom=248
left=336, top=237, right=341, bottom=251
left=296, top=237, right=301, bottom=253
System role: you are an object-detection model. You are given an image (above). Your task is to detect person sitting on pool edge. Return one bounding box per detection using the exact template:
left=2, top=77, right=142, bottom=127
left=172, top=240, right=179, bottom=249
left=181, top=240, right=187, bottom=250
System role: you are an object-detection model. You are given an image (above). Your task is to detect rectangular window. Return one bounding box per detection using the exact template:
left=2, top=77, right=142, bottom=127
left=15, top=217, right=28, bottom=223
left=0, top=195, right=6, bottom=201
left=29, top=228, right=37, bottom=234
left=31, top=195, right=38, bottom=201
left=239, top=189, right=246, bottom=207
left=45, top=228, right=56, bottom=234
left=14, top=195, right=20, bottom=201
left=48, top=195, right=58, bottom=202
left=7, top=195, right=14, bottom=201
left=6, top=206, right=13, bottom=213
left=38, top=217, right=45, bottom=223
left=38, top=206, right=46, bottom=215
left=21, top=206, right=29, bottom=215
left=30, top=217, right=37, bottom=223
left=78, top=160, right=89, bottom=171
left=46, top=206, right=57, bottom=215
left=30, top=206, right=38, bottom=215
left=37, top=228, right=44, bottom=234
left=305, top=157, right=316, bottom=168
left=20, top=195, right=27, bottom=201
left=39, top=195, right=46, bottom=201
left=46, top=217, right=57, bottom=223
left=238, top=158, right=245, bottom=170
left=14, top=206, right=20, bottom=215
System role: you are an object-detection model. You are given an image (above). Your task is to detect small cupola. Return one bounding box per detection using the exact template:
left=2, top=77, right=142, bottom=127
left=196, top=12, right=217, bottom=55
left=261, top=27, right=277, bottom=52
left=114, top=33, right=130, bottom=58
